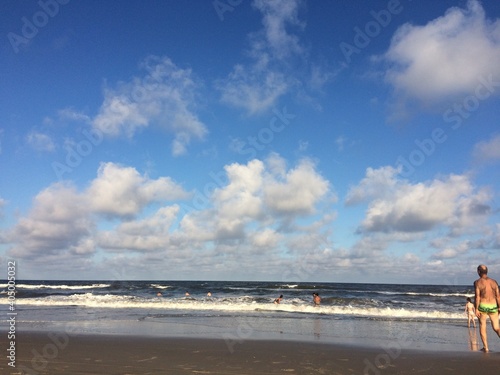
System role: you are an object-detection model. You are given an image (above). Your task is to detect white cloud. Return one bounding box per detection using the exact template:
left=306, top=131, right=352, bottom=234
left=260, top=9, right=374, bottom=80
left=7, top=183, right=94, bottom=258
left=87, top=162, right=190, bottom=218
left=473, top=133, right=500, bottom=163
left=7, top=162, right=190, bottom=260
left=250, top=228, right=281, bottom=248
left=92, top=56, right=207, bottom=155
left=264, top=158, right=329, bottom=216
left=252, top=0, right=304, bottom=60
left=97, top=206, right=179, bottom=252
left=5, top=155, right=331, bottom=279
left=383, top=0, right=500, bottom=106
left=431, top=238, right=488, bottom=260
left=217, top=0, right=305, bottom=114
left=178, top=156, right=331, bottom=245
left=218, top=66, right=289, bottom=115
left=26, top=131, right=56, bottom=152
left=345, top=166, right=399, bottom=205
left=347, top=167, right=492, bottom=234
left=58, top=108, right=92, bottom=123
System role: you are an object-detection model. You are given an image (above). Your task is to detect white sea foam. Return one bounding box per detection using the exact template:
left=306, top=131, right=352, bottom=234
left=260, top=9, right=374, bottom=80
left=281, top=284, right=299, bottom=289
left=0, top=283, right=110, bottom=290
left=150, top=284, right=171, bottom=289
left=0, top=293, right=465, bottom=320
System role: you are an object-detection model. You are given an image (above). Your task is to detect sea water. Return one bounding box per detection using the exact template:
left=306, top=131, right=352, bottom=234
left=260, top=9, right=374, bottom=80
left=0, top=280, right=481, bottom=352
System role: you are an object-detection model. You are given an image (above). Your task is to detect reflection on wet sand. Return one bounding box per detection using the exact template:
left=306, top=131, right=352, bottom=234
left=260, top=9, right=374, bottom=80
left=468, top=327, right=478, bottom=351
left=314, top=318, right=321, bottom=339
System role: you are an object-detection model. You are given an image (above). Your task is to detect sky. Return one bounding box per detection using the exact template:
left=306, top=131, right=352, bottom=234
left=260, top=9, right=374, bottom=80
left=0, top=0, right=499, bottom=284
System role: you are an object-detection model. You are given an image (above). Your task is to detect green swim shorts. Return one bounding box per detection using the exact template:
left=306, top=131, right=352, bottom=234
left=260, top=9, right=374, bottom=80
left=478, top=303, right=499, bottom=314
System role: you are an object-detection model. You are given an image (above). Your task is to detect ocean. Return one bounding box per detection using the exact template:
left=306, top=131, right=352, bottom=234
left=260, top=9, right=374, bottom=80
left=0, top=280, right=481, bottom=352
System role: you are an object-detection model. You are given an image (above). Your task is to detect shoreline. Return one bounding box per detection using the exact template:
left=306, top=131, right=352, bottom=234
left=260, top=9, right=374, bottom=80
left=2, top=330, right=500, bottom=374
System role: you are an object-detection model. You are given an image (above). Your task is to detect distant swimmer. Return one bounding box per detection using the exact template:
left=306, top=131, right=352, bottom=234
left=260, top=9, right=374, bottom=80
left=207, top=291, right=212, bottom=297
left=157, top=292, right=162, bottom=297
left=185, top=292, right=190, bottom=296
left=274, top=294, right=283, bottom=304
left=474, top=264, right=500, bottom=352
left=313, top=293, right=321, bottom=306
left=465, top=297, right=476, bottom=328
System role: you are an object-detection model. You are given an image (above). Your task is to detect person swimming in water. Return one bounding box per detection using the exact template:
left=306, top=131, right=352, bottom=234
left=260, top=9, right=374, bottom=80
left=312, top=292, right=321, bottom=306
left=465, top=297, right=476, bottom=328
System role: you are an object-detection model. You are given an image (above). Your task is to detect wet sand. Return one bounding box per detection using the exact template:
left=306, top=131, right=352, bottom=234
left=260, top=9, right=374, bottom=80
left=2, top=331, right=500, bottom=374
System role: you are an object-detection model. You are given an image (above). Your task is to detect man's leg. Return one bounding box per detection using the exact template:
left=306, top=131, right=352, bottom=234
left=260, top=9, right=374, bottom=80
left=478, top=313, right=489, bottom=351
left=489, top=311, right=500, bottom=337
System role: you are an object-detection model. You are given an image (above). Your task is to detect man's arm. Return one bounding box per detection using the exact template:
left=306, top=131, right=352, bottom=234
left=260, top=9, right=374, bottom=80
left=474, top=280, right=481, bottom=317
left=495, top=280, right=500, bottom=307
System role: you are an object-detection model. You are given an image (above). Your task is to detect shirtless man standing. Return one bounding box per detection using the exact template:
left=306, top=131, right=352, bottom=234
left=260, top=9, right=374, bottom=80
left=474, top=264, right=500, bottom=352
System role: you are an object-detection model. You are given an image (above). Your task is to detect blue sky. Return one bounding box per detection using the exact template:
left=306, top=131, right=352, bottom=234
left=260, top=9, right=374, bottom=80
left=1, top=0, right=499, bottom=284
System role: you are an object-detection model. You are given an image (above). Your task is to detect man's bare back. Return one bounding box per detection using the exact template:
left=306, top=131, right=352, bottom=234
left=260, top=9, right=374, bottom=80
left=474, top=264, right=500, bottom=352
left=474, top=277, right=500, bottom=306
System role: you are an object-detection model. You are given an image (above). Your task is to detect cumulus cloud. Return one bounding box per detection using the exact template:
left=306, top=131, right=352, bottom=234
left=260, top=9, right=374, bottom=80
left=212, top=159, right=265, bottom=238
left=7, top=183, right=94, bottom=259
left=431, top=238, right=488, bottom=260
left=4, top=154, right=336, bottom=278
left=87, top=162, right=190, bottom=218
left=217, top=0, right=305, bottom=114
left=345, top=166, right=399, bottom=205
left=347, top=167, right=492, bottom=234
left=382, top=0, right=500, bottom=112
left=7, top=163, right=190, bottom=260
left=97, top=206, right=179, bottom=252
left=264, top=158, right=329, bottom=216
left=178, top=155, right=331, bottom=244
left=92, top=56, right=207, bottom=155
left=473, top=133, right=500, bottom=163
left=249, top=228, right=281, bottom=248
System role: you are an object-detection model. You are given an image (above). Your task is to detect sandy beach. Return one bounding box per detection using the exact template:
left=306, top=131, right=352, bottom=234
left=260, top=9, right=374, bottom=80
left=2, top=331, right=500, bottom=375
